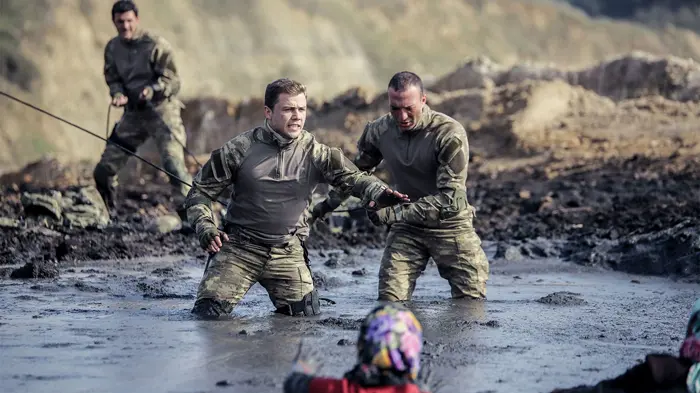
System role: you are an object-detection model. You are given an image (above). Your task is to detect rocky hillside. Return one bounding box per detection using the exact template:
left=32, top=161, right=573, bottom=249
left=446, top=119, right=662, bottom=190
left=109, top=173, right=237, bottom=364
left=4, top=0, right=700, bottom=173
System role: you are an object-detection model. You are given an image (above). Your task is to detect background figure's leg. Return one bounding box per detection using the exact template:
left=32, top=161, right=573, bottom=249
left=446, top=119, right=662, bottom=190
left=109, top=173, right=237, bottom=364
left=152, top=101, right=192, bottom=212
left=93, top=112, right=148, bottom=212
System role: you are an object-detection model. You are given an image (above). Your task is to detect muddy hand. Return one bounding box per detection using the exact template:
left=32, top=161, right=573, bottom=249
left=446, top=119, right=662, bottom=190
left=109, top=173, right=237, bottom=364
left=368, top=188, right=409, bottom=209
left=291, top=339, right=323, bottom=375
left=111, top=95, right=128, bottom=107
left=416, top=360, right=446, bottom=393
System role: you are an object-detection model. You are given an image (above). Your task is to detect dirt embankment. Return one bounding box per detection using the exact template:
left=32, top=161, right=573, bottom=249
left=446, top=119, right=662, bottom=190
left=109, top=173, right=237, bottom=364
left=2, top=52, right=700, bottom=281
left=6, top=0, right=700, bottom=174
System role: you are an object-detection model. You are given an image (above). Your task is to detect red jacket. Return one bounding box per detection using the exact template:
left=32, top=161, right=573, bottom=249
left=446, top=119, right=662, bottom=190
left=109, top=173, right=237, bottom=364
left=309, top=378, right=426, bottom=393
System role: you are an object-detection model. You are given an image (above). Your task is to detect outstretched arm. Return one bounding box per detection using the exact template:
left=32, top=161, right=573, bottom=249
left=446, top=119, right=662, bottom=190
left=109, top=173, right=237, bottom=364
left=312, top=141, right=406, bottom=212
left=310, top=123, right=384, bottom=221
left=283, top=340, right=323, bottom=393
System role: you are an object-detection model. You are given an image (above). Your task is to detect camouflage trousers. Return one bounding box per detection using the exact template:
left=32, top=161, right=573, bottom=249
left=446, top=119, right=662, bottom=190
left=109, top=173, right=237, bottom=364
left=194, top=235, right=315, bottom=315
left=93, top=100, right=192, bottom=210
left=377, top=224, right=490, bottom=301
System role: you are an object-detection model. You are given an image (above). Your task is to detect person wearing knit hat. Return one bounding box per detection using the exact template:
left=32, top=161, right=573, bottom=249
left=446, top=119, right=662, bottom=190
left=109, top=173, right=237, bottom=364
left=283, top=303, right=442, bottom=393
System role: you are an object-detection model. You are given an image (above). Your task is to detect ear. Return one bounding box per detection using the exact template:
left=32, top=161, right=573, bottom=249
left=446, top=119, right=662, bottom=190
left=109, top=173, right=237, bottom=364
left=420, top=94, right=427, bottom=104
left=264, top=106, right=272, bottom=120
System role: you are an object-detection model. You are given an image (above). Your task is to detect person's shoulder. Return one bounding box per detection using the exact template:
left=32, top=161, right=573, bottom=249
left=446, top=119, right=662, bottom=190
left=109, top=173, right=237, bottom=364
left=141, top=30, right=174, bottom=50
left=219, top=127, right=262, bottom=159
left=429, top=108, right=465, bottom=134
left=104, top=36, right=121, bottom=52
left=361, top=113, right=394, bottom=142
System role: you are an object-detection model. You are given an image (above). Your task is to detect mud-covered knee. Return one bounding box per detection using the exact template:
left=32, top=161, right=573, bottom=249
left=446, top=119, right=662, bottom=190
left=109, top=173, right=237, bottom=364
left=275, top=289, right=321, bottom=317
left=191, top=298, right=234, bottom=319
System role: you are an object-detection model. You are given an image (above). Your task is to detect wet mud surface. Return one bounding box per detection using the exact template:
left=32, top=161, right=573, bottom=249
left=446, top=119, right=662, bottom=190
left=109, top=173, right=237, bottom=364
left=1, top=245, right=698, bottom=393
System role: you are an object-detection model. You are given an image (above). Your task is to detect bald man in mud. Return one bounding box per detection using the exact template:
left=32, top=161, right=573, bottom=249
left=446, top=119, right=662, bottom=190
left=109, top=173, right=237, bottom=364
left=93, top=0, right=191, bottom=219
left=184, top=78, right=410, bottom=319
left=311, top=71, right=490, bottom=301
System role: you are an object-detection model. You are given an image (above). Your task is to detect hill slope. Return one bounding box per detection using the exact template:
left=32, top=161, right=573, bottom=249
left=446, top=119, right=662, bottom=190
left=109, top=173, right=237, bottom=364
left=4, top=0, right=700, bottom=173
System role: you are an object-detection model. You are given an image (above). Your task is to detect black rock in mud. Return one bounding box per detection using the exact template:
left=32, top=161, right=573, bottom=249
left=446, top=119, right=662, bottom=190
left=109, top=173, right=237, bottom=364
left=312, top=271, right=344, bottom=289
left=10, top=261, right=59, bottom=279
left=573, top=220, right=700, bottom=279
left=536, top=292, right=587, bottom=306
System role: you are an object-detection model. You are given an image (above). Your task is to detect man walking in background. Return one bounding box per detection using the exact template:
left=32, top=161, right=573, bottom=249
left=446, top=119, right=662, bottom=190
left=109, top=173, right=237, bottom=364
left=185, top=78, right=410, bottom=319
left=93, top=0, right=192, bottom=219
left=311, top=71, right=490, bottom=302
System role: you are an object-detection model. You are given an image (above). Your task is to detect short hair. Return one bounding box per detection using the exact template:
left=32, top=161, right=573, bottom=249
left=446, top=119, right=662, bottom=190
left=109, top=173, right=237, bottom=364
left=264, top=78, right=307, bottom=109
left=112, top=1, right=138, bottom=20
left=388, top=71, right=424, bottom=94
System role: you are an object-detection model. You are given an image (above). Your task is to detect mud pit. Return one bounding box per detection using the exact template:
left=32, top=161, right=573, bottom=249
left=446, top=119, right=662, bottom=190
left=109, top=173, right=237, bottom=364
left=3, top=53, right=700, bottom=392
left=1, top=246, right=697, bottom=393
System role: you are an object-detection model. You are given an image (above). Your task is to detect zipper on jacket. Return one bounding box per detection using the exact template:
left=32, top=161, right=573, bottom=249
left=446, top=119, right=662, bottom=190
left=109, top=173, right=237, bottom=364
left=276, top=147, right=284, bottom=179
left=405, top=134, right=412, bottom=161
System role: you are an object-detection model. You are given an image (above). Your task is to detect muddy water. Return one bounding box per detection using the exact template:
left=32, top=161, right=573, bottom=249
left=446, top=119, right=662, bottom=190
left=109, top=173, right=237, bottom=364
left=1, top=243, right=697, bottom=393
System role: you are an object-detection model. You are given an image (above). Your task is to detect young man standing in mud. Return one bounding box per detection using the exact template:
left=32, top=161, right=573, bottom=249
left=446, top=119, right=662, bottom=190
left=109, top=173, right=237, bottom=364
left=311, top=71, right=490, bottom=302
left=93, top=0, right=192, bottom=219
left=184, top=78, right=410, bottom=319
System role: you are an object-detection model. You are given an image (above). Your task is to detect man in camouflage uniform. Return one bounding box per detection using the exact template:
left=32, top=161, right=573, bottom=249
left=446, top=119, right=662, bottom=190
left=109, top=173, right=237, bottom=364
left=311, top=71, right=490, bottom=301
left=185, top=78, right=409, bottom=319
left=93, top=1, right=191, bottom=217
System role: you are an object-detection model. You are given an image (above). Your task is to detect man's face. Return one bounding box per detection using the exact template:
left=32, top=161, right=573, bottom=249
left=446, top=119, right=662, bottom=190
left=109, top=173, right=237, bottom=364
left=388, top=85, right=426, bottom=131
left=113, top=11, right=139, bottom=40
left=265, top=93, right=307, bottom=139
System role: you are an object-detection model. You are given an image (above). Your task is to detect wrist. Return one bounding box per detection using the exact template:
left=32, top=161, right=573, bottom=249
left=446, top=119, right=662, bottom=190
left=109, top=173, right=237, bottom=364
left=195, top=218, right=216, bottom=235
left=362, top=182, right=387, bottom=207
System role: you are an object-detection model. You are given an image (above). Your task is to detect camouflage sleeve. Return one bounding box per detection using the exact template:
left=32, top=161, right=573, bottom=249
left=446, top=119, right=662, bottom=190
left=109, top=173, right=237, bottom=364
left=184, top=145, right=238, bottom=234
left=319, top=122, right=384, bottom=211
left=103, top=40, right=125, bottom=98
left=312, top=140, right=389, bottom=208
left=149, top=35, right=181, bottom=100
left=400, top=127, right=470, bottom=227
left=283, top=372, right=313, bottom=393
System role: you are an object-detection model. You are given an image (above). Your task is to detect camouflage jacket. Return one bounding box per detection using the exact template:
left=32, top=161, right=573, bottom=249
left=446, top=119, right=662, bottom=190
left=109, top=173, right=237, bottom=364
left=185, top=121, right=393, bottom=245
left=323, top=105, right=473, bottom=229
left=103, top=28, right=180, bottom=106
